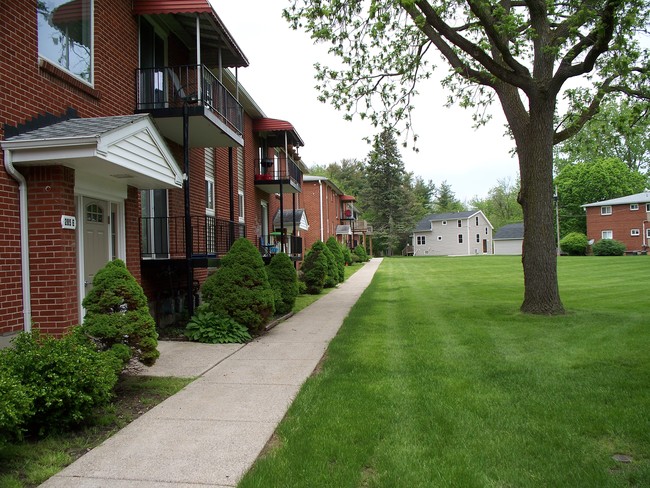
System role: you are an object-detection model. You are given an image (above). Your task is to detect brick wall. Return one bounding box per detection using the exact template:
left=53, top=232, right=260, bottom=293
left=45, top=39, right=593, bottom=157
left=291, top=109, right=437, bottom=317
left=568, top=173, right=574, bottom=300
left=0, top=1, right=140, bottom=335
left=586, top=204, right=649, bottom=251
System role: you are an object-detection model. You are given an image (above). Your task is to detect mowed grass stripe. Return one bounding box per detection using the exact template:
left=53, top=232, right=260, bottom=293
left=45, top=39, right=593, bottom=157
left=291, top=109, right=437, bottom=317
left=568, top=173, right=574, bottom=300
left=239, top=256, right=650, bottom=488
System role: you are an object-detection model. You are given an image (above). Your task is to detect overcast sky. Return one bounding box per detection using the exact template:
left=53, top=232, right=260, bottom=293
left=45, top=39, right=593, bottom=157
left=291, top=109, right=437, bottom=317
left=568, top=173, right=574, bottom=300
left=214, top=0, right=520, bottom=202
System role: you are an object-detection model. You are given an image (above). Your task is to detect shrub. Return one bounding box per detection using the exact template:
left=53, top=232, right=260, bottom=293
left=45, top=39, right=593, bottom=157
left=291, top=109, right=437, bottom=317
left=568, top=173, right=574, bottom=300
left=342, top=246, right=353, bottom=266
left=322, top=242, right=339, bottom=288
left=592, top=239, right=626, bottom=256
left=300, top=241, right=328, bottom=294
left=185, top=310, right=251, bottom=343
left=560, top=232, right=589, bottom=256
left=0, top=365, right=32, bottom=443
left=354, top=244, right=369, bottom=262
left=326, top=237, right=345, bottom=283
left=81, top=259, right=159, bottom=366
left=267, top=252, right=299, bottom=315
left=201, top=238, right=275, bottom=333
left=0, top=330, right=120, bottom=436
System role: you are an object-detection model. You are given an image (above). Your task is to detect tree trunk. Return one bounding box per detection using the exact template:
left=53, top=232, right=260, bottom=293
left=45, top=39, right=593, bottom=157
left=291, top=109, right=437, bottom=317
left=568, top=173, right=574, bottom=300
left=516, top=96, right=565, bottom=315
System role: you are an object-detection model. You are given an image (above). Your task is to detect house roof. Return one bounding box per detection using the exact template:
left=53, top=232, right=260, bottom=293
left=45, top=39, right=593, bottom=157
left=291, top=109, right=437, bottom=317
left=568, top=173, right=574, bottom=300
left=582, top=191, right=650, bottom=207
left=2, top=114, right=183, bottom=190
left=303, top=175, right=344, bottom=195
left=414, top=210, right=486, bottom=231
left=494, top=222, right=524, bottom=240
left=132, top=0, right=249, bottom=68
left=273, top=209, right=309, bottom=230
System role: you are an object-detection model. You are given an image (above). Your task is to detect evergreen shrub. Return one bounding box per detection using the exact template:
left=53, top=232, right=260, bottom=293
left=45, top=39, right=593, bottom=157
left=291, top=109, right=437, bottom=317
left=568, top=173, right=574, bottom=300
left=184, top=310, right=251, bottom=343
left=0, top=330, right=120, bottom=436
left=322, top=242, right=339, bottom=288
left=560, top=232, right=589, bottom=256
left=267, top=252, right=299, bottom=315
left=592, top=239, right=626, bottom=256
left=300, top=241, right=328, bottom=294
left=342, top=246, right=353, bottom=266
left=81, top=259, right=159, bottom=366
left=201, top=238, right=275, bottom=333
left=354, top=245, right=369, bottom=262
left=326, top=237, right=345, bottom=283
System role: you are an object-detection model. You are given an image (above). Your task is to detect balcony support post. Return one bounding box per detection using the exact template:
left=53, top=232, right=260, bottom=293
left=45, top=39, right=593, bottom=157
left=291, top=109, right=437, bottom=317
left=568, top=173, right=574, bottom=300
left=183, top=100, right=194, bottom=317
left=195, top=15, right=202, bottom=103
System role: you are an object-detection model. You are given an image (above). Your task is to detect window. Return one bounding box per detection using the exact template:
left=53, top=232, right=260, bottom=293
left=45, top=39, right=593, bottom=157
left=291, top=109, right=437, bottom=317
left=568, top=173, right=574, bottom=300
left=437, top=236, right=442, bottom=241
left=485, top=227, right=488, bottom=234
left=631, top=229, right=640, bottom=236
left=458, top=234, right=463, bottom=244
left=417, top=235, right=426, bottom=245
left=601, top=206, right=612, bottom=215
left=602, top=230, right=613, bottom=240
left=238, top=191, right=245, bottom=222
left=86, top=203, right=103, bottom=223
left=205, top=180, right=214, bottom=211
left=457, top=220, right=462, bottom=227
left=38, top=0, right=93, bottom=83
left=476, top=234, right=480, bottom=243
left=205, top=148, right=215, bottom=213
left=442, top=220, right=447, bottom=226
left=475, top=216, right=479, bottom=225
left=630, top=204, right=639, bottom=211
left=647, top=228, right=650, bottom=239
left=647, top=203, right=650, bottom=212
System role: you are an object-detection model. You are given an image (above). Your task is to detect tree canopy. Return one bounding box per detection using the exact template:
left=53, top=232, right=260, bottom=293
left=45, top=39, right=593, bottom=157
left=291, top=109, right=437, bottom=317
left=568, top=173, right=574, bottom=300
left=285, top=0, right=650, bottom=315
left=470, top=177, right=523, bottom=231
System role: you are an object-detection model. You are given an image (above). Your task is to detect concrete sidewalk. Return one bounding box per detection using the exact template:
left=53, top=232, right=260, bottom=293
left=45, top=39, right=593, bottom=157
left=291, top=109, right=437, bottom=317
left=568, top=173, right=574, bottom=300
left=41, top=258, right=382, bottom=488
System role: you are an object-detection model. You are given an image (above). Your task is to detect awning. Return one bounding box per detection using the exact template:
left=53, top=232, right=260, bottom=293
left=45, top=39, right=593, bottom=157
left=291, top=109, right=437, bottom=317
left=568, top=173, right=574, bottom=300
left=253, top=118, right=305, bottom=147
left=133, top=0, right=248, bottom=68
left=273, top=209, right=309, bottom=231
left=2, top=114, right=183, bottom=190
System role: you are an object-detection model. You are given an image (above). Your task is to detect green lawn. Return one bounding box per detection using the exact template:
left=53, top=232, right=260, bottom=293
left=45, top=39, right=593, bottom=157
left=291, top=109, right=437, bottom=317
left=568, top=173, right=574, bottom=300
left=239, top=256, right=650, bottom=487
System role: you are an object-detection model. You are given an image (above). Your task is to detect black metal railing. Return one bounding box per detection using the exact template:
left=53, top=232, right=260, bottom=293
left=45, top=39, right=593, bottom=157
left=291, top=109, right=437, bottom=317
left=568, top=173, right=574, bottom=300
left=258, top=234, right=303, bottom=259
left=136, top=64, right=243, bottom=135
left=254, top=155, right=303, bottom=187
left=141, top=215, right=245, bottom=259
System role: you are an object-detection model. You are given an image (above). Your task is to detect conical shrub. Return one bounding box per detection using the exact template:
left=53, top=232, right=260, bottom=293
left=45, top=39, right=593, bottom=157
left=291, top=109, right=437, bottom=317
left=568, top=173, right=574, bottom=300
left=267, top=252, right=299, bottom=315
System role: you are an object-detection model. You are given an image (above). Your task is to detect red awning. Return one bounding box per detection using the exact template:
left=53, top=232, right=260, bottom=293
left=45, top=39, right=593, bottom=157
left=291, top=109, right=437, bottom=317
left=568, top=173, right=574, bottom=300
left=132, top=0, right=213, bottom=15
left=253, top=118, right=305, bottom=147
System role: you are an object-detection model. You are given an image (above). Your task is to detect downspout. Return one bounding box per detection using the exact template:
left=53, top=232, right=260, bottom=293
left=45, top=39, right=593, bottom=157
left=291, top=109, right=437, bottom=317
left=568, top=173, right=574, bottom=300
left=319, top=179, right=324, bottom=241
left=4, top=150, right=32, bottom=332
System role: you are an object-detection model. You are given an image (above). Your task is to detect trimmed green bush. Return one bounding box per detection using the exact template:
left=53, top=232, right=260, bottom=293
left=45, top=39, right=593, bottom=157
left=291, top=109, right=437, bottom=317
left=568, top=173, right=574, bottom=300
left=267, top=252, right=299, bottom=315
left=322, top=242, right=339, bottom=288
left=185, top=310, right=251, bottom=343
left=560, top=232, right=589, bottom=256
left=0, top=330, right=120, bottom=436
left=592, top=239, right=626, bottom=256
left=301, top=241, right=328, bottom=294
left=201, top=238, right=275, bottom=333
left=326, top=237, right=345, bottom=283
left=81, top=259, right=159, bottom=366
left=354, top=244, right=369, bottom=262
left=0, top=365, right=32, bottom=443
left=342, top=246, right=353, bottom=266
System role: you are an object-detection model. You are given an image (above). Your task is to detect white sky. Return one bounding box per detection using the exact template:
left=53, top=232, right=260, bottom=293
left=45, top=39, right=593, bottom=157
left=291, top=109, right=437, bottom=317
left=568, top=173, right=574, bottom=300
left=214, top=0, right=520, bottom=202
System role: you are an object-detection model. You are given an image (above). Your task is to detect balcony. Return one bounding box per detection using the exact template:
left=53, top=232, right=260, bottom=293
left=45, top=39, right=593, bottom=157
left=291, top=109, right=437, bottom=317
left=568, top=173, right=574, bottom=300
left=258, top=234, right=303, bottom=262
left=136, top=64, right=243, bottom=148
left=254, top=156, right=303, bottom=194
left=141, top=215, right=245, bottom=265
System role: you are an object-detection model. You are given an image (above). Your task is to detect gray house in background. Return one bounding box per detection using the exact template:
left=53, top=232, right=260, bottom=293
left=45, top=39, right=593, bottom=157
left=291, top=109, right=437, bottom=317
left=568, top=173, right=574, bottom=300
left=412, top=211, right=493, bottom=256
left=493, top=222, right=524, bottom=255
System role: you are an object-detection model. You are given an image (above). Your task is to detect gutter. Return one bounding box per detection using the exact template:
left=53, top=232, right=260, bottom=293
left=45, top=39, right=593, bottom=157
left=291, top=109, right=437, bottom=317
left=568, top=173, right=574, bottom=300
left=319, top=179, right=324, bottom=241
left=3, top=149, right=32, bottom=332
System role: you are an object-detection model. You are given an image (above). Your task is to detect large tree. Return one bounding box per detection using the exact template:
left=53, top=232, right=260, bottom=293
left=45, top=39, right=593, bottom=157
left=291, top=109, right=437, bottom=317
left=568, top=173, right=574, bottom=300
left=554, top=98, right=650, bottom=175
left=284, top=0, right=650, bottom=314
left=363, top=129, right=415, bottom=254
left=433, top=180, right=465, bottom=213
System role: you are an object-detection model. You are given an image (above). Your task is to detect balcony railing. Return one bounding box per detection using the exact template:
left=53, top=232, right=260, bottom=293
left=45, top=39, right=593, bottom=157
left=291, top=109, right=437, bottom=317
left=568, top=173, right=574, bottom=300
left=136, top=64, right=243, bottom=135
left=254, top=155, right=303, bottom=186
left=258, top=234, right=303, bottom=260
left=141, top=215, right=245, bottom=259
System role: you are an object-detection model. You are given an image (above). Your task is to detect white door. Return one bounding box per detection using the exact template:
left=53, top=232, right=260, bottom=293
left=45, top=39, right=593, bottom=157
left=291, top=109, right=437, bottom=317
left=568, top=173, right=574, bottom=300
left=83, top=199, right=110, bottom=292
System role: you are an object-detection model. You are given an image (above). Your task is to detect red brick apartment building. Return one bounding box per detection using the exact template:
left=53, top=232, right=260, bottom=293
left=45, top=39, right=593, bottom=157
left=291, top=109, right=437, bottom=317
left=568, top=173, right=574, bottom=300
left=582, top=191, right=650, bottom=253
left=0, top=0, right=309, bottom=344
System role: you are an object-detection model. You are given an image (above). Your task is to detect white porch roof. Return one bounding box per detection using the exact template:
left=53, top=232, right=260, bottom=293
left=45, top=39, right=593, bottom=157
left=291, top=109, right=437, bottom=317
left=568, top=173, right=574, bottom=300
left=2, top=114, right=183, bottom=189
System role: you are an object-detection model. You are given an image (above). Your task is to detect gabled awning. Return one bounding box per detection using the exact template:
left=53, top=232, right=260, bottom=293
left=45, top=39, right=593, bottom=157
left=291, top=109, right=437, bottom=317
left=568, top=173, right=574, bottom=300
left=2, top=114, right=183, bottom=189
left=273, top=209, right=309, bottom=231
left=133, top=0, right=248, bottom=68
